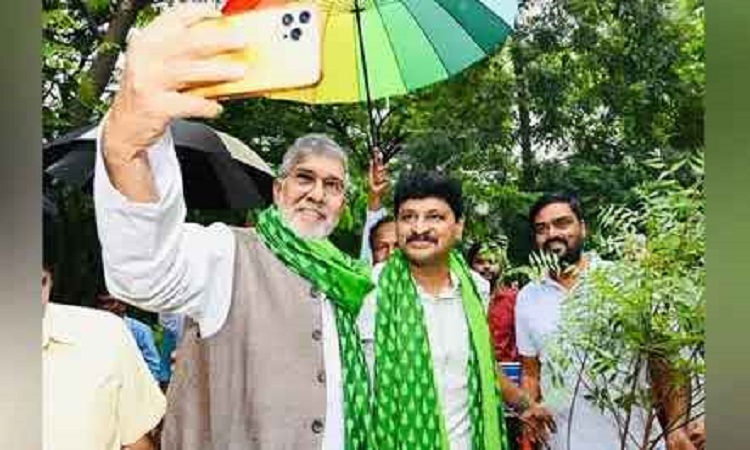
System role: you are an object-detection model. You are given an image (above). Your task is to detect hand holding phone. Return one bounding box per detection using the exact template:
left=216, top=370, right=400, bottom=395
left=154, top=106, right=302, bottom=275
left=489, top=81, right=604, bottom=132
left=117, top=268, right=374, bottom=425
left=186, top=3, right=323, bottom=100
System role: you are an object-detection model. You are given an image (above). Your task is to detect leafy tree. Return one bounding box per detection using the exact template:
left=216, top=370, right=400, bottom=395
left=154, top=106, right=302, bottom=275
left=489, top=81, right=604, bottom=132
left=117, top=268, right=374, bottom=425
left=520, top=0, right=705, bottom=219
left=543, top=152, right=705, bottom=450
left=41, top=0, right=705, bottom=302
left=46, top=184, right=103, bottom=306
left=43, top=0, right=162, bottom=139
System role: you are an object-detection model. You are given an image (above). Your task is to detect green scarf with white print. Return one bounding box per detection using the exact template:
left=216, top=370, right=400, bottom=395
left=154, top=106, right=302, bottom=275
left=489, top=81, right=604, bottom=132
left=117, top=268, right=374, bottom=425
left=256, top=206, right=374, bottom=450
left=372, top=249, right=508, bottom=450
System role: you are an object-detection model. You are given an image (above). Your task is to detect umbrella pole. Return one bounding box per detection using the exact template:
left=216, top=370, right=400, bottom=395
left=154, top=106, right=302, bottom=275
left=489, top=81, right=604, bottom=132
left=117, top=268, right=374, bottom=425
left=353, top=0, right=378, bottom=154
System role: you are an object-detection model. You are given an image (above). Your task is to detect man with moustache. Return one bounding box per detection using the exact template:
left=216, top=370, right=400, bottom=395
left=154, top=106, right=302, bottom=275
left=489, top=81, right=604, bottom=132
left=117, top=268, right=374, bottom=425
left=359, top=171, right=555, bottom=450
left=368, top=215, right=397, bottom=266
left=359, top=154, right=488, bottom=301
left=516, top=193, right=704, bottom=450
left=93, top=5, right=373, bottom=449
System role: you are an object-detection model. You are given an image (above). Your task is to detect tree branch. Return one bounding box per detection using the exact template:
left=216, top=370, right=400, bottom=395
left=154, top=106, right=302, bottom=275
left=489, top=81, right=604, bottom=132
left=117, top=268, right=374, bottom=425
left=565, top=351, right=589, bottom=450
left=619, top=355, right=643, bottom=450
left=640, top=394, right=656, bottom=450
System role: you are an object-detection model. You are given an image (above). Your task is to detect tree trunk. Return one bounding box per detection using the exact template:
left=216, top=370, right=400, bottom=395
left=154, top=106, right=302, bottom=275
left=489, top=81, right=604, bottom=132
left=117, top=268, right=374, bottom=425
left=515, top=54, right=535, bottom=190
left=512, top=2, right=536, bottom=190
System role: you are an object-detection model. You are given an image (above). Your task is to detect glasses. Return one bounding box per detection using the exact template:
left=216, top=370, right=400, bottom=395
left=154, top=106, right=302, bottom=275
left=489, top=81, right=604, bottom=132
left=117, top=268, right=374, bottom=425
left=286, top=169, right=345, bottom=198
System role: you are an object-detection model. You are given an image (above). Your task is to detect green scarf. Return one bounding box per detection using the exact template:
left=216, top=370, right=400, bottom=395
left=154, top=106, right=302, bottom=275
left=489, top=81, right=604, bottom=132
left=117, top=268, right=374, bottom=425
left=256, top=207, right=374, bottom=450
left=373, top=250, right=508, bottom=450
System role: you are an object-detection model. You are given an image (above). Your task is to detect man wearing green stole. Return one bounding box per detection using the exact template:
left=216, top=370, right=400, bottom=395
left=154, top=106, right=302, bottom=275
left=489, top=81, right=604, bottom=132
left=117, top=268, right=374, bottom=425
left=93, top=6, right=374, bottom=449
left=358, top=172, right=555, bottom=450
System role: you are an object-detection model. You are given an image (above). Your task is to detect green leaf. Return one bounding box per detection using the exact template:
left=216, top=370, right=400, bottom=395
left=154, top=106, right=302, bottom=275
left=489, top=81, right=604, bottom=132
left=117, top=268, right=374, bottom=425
left=84, top=0, right=111, bottom=16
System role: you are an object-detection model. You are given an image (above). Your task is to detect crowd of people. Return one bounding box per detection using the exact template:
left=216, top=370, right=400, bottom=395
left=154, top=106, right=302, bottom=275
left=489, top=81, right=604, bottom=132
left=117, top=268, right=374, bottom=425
left=41, top=5, right=705, bottom=450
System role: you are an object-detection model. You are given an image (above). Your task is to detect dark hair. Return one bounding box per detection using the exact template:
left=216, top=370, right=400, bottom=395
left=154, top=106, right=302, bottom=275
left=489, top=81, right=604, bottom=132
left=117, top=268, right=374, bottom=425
left=466, top=242, right=483, bottom=265
left=368, top=215, right=395, bottom=253
left=528, top=192, right=584, bottom=225
left=394, top=171, right=463, bottom=219
left=466, top=241, right=507, bottom=270
left=43, top=195, right=58, bottom=272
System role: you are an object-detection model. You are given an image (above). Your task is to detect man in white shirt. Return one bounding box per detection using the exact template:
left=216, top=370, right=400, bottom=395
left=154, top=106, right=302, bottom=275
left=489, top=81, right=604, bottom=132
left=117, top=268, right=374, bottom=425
left=516, top=192, right=704, bottom=450
left=94, top=5, right=373, bottom=449
left=43, top=197, right=165, bottom=450
left=360, top=171, right=555, bottom=450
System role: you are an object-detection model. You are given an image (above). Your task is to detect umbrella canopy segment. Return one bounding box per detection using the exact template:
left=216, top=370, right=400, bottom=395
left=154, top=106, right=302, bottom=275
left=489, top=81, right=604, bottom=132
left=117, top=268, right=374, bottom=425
left=216, top=130, right=274, bottom=175
left=43, top=120, right=274, bottom=210
left=234, top=0, right=518, bottom=104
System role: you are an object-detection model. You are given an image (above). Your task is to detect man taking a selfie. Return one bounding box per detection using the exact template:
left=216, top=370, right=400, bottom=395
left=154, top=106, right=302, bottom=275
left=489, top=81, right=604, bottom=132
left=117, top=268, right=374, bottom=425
left=95, top=6, right=373, bottom=449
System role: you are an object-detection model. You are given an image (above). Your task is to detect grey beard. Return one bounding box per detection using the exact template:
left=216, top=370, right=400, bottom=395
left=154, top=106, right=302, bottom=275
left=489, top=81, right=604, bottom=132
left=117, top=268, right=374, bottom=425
left=278, top=206, right=338, bottom=240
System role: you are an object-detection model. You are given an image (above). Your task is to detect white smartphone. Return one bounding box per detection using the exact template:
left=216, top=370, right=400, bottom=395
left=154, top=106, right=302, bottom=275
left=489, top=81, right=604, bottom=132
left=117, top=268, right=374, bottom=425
left=186, top=3, right=323, bottom=100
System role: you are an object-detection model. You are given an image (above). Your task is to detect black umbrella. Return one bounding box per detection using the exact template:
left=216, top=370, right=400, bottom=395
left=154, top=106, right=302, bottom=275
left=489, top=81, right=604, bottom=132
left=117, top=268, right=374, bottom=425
left=44, top=119, right=274, bottom=210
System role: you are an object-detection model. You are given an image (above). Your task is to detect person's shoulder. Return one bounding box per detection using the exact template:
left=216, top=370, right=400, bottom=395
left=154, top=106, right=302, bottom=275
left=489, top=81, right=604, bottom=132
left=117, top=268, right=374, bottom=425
left=517, top=280, right=544, bottom=300
left=224, top=224, right=255, bottom=244
left=228, top=224, right=255, bottom=234
left=228, top=225, right=273, bottom=261
left=372, top=262, right=385, bottom=283
left=49, top=303, right=120, bottom=326
left=515, top=280, right=549, bottom=313
left=494, top=285, right=518, bottom=303
left=47, top=303, right=129, bottom=344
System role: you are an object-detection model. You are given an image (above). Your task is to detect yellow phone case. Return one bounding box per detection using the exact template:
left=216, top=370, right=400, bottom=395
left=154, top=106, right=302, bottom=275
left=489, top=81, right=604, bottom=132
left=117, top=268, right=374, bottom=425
left=187, top=3, right=322, bottom=100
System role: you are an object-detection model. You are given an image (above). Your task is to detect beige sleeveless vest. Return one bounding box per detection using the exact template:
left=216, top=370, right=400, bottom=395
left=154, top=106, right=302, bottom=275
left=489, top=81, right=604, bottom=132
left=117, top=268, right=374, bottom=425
left=162, top=227, right=328, bottom=450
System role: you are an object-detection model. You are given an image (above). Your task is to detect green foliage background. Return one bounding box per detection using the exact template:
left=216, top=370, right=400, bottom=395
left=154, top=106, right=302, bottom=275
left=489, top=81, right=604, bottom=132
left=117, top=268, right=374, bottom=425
left=544, top=153, right=705, bottom=449
left=43, top=0, right=704, bottom=309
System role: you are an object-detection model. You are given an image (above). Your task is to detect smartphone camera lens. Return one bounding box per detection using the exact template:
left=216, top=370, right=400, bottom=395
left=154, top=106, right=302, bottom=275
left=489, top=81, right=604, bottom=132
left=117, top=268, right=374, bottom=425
left=290, top=27, right=302, bottom=41
left=282, top=13, right=294, bottom=26
left=299, top=11, right=311, bottom=24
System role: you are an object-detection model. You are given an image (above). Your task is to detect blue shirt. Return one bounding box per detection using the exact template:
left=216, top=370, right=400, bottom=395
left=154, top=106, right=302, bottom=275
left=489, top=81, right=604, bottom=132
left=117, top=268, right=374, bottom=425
left=124, top=316, right=164, bottom=382
left=157, top=312, right=186, bottom=381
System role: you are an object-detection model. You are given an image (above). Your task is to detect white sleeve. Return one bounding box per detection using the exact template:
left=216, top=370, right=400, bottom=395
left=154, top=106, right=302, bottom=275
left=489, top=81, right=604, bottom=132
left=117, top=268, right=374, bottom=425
left=357, top=290, right=377, bottom=380
left=94, top=119, right=234, bottom=337
left=470, top=270, right=491, bottom=312
left=515, top=288, right=538, bottom=357
left=359, top=207, right=388, bottom=264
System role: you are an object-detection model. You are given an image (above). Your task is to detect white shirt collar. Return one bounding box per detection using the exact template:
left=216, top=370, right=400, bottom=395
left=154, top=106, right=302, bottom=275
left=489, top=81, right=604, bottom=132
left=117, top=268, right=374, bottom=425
left=413, top=271, right=462, bottom=303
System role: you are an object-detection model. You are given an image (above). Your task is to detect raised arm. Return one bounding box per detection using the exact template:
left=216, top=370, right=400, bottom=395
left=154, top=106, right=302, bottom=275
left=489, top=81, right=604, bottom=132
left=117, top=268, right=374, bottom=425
left=515, top=289, right=542, bottom=402
left=359, top=150, right=390, bottom=263
left=650, top=355, right=703, bottom=449
left=102, top=5, right=242, bottom=203
left=94, top=5, right=248, bottom=336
